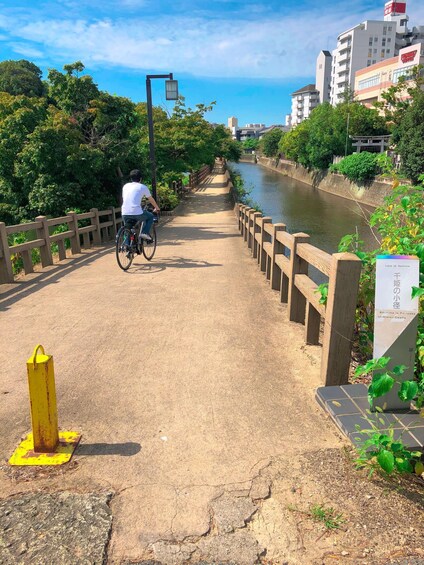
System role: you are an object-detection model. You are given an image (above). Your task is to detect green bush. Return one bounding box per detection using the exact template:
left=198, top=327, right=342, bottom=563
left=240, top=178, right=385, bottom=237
left=157, top=185, right=179, bottom=211
left=335, top=152, right=378, bottom=183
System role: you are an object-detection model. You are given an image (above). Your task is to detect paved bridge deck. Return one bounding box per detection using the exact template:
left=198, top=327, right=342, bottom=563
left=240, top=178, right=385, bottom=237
left=0, top=173, right=346, bottom=562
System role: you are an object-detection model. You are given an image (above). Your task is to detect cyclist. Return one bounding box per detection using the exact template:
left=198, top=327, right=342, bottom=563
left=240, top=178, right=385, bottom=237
left=121, top=169, right=160, bottom=244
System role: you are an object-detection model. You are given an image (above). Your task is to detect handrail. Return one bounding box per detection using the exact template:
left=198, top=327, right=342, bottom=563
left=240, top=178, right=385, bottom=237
left=236, top=203, right=362, bottom=388
left=0, top=206, right=123, bottom=285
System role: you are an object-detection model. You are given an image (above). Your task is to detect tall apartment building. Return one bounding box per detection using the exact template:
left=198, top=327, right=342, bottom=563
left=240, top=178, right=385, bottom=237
left=330, top=1, right=413, bottom=105
left=227, top=116, right=238, bottom=139
left=290, top=84, right=319, bottom=126
left=316, top=50, right=332, bottom=103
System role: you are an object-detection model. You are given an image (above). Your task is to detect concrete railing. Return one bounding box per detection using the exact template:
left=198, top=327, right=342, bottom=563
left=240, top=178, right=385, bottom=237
left=237, top=204, right=362, bottom=387
left=0, top=207, right=123, bottom=284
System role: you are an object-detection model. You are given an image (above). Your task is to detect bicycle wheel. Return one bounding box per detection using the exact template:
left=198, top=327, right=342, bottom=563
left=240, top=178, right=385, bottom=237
left=116, top=227, right=134, bottom=271
left=141, top=224, right=157, bottom=261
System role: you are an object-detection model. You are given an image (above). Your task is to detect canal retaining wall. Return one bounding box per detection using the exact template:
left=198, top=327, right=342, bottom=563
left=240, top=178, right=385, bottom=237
left=257, top=156, right=394, bottom=208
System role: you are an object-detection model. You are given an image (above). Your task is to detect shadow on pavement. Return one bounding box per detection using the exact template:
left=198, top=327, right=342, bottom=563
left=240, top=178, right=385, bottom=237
left=159, top=225, right=238, bottom=245
left=76, top=442, right=141, bottom=457
left=126, top=256, right=222, bottom=274
left=0, top=246, right=112, bottom=312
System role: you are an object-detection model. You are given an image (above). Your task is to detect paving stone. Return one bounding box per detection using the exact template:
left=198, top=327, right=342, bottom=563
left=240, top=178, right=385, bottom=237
left=210, top=493, right=257, bottom=534
left=196, top=530, right=263, bottom=565
left=0, top=491, right=112, bottom=565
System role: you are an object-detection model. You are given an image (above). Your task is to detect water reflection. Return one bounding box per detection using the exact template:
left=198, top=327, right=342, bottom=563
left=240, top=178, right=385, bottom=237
left=232, top=162, right=376, bottom=256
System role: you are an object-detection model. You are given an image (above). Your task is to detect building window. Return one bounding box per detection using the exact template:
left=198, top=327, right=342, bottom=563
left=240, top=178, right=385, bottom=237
left=383, top=27, right=387, bottom=35
left=387, top=49, right=391, bottom=53
left=387, top=37, right=391, bottom=42
left=388, top=26, right=392, bottom=31
left=393, top=65, right=415, bottom=83
left=372, top=60, right=376, bottom=64
left=382, top=38, right=386, bottom=46
left=358, top=74, right=380, bottom=90
left=369, top=37, right=373, bottom=46
left=368, top=49, right=373, bottom=57
left=367, top=60, right=371, bottom=66
left=374, top=49, right=377, bottom=54
left=381, top=50, right=385, bottom=58
left=400, top=19, right=407, bottom=26
left=374, top=37, right=378, bottom=42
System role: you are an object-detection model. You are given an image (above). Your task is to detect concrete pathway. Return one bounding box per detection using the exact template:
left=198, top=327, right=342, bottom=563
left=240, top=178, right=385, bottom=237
left=0, top=172, right=343, bottom=563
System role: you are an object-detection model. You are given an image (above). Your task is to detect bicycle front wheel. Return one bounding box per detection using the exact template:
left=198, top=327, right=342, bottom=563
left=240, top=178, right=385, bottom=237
left=116, top=227, right=134, bottom=271
left=142, top=224, right=157, bottom=261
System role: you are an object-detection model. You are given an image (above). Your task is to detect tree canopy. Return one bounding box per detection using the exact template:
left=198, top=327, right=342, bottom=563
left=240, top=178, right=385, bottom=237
left=0, top=60, right=239, bottom=224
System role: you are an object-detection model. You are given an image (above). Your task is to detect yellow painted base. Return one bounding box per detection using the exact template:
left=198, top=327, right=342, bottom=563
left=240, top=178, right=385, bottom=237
left=9, top=431, right=81, bottom=466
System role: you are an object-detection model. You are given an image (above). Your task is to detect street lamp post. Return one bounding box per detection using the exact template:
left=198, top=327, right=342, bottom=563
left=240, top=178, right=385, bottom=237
left=146, top=73, right=178, bottom=201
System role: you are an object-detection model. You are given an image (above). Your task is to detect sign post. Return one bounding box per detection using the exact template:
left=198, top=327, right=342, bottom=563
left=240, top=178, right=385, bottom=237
left=373, top=255, right=420, bottom=411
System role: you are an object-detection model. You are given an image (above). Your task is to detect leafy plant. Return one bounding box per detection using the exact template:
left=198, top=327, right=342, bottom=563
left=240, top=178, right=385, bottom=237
left=157, top=184, right=179, bottom=211
left=315, top=282, right=329, bottom=305
left=353, top=410, right=422, bottom=476
left=309, top=504, right=345, bottom=530
left=333, top=152, right=378, bottom=183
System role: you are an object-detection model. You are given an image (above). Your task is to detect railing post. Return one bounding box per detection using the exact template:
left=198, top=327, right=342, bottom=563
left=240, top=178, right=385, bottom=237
left=247, top=209, right=256, bottom=249
left=288, top=233, right=310, bottom=323
left=320, top=252, right=362, bottom=386
left=90, top=208, right=101, bottom=245
left=0, top=222, right=14, bottom=283
left=110, top=207, right=117, bottom=238
left=251, top=212, right=262, bottom=257
left=259, top=218, right=272, bottom=272
left=243, top=208, right=253, bottom=242
left=305, top=303, right=321, bottom=345
left=270, top=224, right=286, bottom=291
left=35, top=216, right=53, bottom=267
left=68, top=212, right=81, bottom=254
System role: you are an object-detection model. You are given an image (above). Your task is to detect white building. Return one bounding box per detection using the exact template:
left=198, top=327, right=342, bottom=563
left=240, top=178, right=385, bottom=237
left=330, top=1, right=416, bottom=105
left=316, top=50, right=332, bottom=103
left=290, top=84, right=319, bottom=126
left=227, top=116, right=238, bottom=139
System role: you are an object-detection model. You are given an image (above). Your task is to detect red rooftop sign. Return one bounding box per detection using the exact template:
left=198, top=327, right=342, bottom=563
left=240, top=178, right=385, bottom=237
left=401, top=50, right=417, bottom=63
left=384, top=1, right=406, bottom=15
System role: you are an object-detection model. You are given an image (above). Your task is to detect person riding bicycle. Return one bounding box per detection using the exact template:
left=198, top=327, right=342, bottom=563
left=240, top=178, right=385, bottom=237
left=121, top=169, right=160, bottom=243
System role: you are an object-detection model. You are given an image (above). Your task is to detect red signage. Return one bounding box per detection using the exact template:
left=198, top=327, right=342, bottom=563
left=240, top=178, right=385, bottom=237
left=401, top=50, right=417, bottom=63
left=384, top=1, right=406, bottom=16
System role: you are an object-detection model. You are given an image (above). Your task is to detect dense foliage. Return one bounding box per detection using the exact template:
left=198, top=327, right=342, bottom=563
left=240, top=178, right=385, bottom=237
left=259, top=128, right=283, bottom=158
left=340, top=181, right=424, bottom=385
left=330, top=152, right=379, bottom=183
left=0, top=60, right=240, bottom=224
left=279, top=101, right=388, bottom=170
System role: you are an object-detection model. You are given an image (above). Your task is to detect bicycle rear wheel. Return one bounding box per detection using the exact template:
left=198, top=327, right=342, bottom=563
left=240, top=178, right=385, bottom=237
left=141, top=224, right=157, bottom=261
left=116, top=227, right=134, bottom=270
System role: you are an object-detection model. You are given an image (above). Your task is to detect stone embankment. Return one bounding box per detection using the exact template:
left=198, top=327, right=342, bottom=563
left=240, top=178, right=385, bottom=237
left=256, top=156, right=395, bottom=208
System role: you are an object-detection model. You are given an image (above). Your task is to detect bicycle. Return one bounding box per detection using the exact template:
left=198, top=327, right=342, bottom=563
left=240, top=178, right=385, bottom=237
left=115, top=208, right=158, bottom=271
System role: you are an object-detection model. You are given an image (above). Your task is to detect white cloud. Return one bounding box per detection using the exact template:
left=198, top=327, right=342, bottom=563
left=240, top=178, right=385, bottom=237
left=8, top=42, right=44, bottom=58
left=1, top=1, right=424, bottom=79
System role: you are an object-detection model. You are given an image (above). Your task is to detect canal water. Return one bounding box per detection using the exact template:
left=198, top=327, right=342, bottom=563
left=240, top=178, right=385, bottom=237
left=231, top=161, right=376, bottom=256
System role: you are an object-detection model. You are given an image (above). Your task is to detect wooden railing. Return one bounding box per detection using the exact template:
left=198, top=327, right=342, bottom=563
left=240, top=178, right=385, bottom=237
left=237, top=204, right=362, bottom=387
left=0, top=207, right=123, bottom=284
left=189, top=165, right=211, bottom=188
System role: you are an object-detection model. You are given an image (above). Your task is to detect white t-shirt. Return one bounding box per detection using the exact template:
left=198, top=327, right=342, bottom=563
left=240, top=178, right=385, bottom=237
left=121, top=182, right=151, bottom=215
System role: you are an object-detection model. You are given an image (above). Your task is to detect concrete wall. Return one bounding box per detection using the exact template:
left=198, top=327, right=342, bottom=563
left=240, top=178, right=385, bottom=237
left=257, top=156, right=395, bottom=208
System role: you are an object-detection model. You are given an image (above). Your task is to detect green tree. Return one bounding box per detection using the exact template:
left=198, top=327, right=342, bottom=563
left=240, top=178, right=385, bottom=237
left=260, top=128, right=283, bottom=158
left=242, top=138, right=259, bottom=151
left=0, top=60, right=44, bottom=97
left=394, top=91, right=424, bottom=183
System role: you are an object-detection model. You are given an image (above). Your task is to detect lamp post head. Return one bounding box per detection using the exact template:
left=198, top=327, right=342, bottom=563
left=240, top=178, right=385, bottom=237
left=165, top=79, right=179, bottom=100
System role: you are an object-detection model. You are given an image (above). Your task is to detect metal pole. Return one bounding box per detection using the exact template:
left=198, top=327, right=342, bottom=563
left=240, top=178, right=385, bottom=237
left=345, top=113, right=350, bottom=157
left=146, top=77, right=157, bottom=202
left=146, top=73, right=174, bottom=203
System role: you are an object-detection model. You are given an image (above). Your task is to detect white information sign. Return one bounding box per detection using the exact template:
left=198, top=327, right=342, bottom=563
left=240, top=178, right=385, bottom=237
left=373, top=255, right=419, bottom=411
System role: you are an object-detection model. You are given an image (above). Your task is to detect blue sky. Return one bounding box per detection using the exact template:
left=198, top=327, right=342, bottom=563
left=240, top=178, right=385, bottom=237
left=1, top=0, right=424, bottom=126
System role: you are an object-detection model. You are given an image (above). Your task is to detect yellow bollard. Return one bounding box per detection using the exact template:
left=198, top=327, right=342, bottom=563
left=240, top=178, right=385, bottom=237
left=27, top=344, right=59, bottom=452
left=9, top=345, right=81, bottom=466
